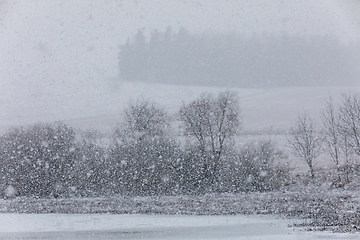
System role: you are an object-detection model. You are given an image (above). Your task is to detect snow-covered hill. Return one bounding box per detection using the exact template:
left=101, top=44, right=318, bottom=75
left=1, top=77, right=359, bottom=134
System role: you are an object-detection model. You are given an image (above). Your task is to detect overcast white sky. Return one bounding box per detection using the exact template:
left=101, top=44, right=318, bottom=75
left=0, top=0, right=359, bottom=83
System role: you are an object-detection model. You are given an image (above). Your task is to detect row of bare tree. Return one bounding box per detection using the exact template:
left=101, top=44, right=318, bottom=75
left=0, top=92, right=288, bottom=198
left=288, top=93, right=360, bottom=183
left=3, top=91, right=357, bottom=198
left=107, top=91, right=287, bottom=195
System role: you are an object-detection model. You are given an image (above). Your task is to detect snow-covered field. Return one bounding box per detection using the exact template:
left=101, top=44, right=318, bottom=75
left=1, top=77, right=359, bottom=134
left=0, top=213, right=359, bottom=240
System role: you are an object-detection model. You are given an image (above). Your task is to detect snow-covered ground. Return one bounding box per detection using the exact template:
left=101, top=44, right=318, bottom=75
left=0, top=213, right=358, bottom=240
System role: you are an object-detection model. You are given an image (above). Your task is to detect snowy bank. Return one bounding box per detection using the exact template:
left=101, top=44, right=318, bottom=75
left=1, top=188, right=360, bottom=233
left=0, top=214, right=358, bottom=240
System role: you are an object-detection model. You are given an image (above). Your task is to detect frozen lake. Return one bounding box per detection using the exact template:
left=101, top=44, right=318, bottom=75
left=0, top=214, right=358, bottom=240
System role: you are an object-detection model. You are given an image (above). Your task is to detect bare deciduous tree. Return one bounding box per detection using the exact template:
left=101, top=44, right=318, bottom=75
left=322, top=96, right=342, bottom=181
left=288, top=113, right=322, bottom=179
left=110, top=99, right=178, bottom=196
left=116, top=99, right=169, bottom=142
left=335, top=93, right=360, bottom=183
left=338, top=93, right=360, bottom=157
left=179, top=91, right=240, bottom=188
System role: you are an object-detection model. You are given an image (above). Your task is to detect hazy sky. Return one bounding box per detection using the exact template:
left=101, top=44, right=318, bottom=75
left=0, top=0, right=359, bottom=83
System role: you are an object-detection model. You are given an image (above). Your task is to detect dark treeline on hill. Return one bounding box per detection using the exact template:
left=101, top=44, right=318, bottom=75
left=118, top=27, right=360, bottom=88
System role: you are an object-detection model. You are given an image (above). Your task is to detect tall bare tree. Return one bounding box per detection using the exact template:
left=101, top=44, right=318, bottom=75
left=338, top=93, right=360, bottom=157
left=110, top=99, right=178, bottom=196
left=289, top=113, right=322, bottom=179
left=179, top=91, right=240, bottom=188
left=322, top=96, right=342, bottom=181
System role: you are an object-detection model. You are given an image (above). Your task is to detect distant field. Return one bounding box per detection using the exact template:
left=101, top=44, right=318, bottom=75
left=1, top=78, right=359, bottom=134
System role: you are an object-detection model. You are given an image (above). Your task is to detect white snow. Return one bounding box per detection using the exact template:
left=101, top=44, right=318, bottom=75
left=0, top=214, right=358, bottom=240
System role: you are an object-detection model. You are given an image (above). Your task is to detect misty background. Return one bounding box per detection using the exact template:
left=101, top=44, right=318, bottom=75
left=1, top=0, right=360, bottom=132
left=119, top=28, right=360, bottom=87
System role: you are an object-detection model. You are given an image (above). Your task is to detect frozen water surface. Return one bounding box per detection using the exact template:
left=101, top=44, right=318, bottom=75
left=0, top=214, right=358, bottom=240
